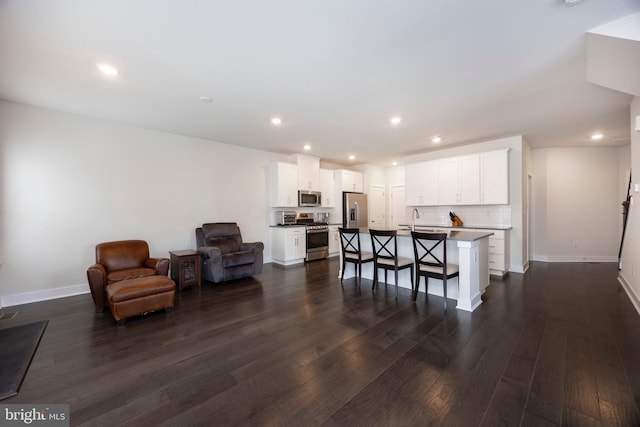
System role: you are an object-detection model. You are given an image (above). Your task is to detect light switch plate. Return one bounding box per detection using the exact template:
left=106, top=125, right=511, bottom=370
left=635, top=183, right=640, bottom=193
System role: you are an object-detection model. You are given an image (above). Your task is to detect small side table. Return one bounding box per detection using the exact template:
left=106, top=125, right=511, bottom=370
left=169, top=250, right=201, bottom=291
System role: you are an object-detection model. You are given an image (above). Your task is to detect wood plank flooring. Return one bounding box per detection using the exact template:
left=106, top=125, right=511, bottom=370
left=2, top=259, right=640, bottom=426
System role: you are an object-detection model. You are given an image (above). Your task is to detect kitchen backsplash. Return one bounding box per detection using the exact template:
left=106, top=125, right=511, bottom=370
left=409, top=205, right=511, bottom=227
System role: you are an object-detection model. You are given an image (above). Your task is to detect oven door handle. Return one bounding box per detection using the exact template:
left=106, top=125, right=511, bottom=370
left=306, top=229, right=329, bottom=234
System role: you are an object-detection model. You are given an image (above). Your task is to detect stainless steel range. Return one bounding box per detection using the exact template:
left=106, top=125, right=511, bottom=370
left=296, top=212, right=329, bottom=261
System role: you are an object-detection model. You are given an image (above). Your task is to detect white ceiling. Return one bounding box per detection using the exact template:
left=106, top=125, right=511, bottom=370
left=1, top=0, right=639, bottom=166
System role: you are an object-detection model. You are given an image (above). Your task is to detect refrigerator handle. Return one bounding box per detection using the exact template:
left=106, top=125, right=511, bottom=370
left=354, top=202, right=358, bottom=224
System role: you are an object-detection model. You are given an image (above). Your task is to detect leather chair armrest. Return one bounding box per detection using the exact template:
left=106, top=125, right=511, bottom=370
left=146, top=257, right=170, bottom=276
left=87, top=263, right=107, bottom=312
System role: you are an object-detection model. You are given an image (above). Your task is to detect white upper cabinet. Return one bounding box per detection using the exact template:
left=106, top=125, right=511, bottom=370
left=458, top=155, right=481, bottom=205
left=319, top=168, right=335, bottom=207
left=267, top=162, right=298, bottom=207
left=405, top=161, right=438, bottom=206
left=438, top=155, right=480, bottom=205
left=438, top=157, right=460, bottom=205
left=480, top=149, right=509, bottom=204
left=335, top=169, right=364, bottom=193
left=289, top=154, right=320, bottom=191
left=405, top=150, right=508, bottom=207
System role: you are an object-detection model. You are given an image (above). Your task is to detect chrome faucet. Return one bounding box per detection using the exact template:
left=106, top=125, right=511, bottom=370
left=411, top=208, right=420, bottom=231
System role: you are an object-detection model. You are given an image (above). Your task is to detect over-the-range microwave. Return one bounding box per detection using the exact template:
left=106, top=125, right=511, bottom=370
left=298, top=190, right=321, bottom=207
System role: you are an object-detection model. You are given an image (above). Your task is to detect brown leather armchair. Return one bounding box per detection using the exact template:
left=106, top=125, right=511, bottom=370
left=87, top=240, right=175, bottom=322
left=196, top=223, right=264, bottom=283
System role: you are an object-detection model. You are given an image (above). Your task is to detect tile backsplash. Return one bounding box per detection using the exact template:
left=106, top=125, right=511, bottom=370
left=409, top=205, right=511, bottom=227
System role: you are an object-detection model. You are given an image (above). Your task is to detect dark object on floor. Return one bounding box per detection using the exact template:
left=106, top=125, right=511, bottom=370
left=0, top=320, right=48, bottom=400
left=196, top=222, right=264, bottom=283
left=87, top=240, right=176, bottom=323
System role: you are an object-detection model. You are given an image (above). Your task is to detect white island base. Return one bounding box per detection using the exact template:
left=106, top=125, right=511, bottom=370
left=340, top=229, right=492, bottom=312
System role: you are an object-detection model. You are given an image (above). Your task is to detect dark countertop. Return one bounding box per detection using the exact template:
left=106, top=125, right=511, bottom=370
left=399, top=223, right=512, bottom=231
left=359, top=227, right=493, bottom=242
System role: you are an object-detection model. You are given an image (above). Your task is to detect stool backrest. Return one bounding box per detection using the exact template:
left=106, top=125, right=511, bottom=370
left=339, top=228, right=363, bottom=259
left=370, top=229, right=399, bottom=263
left=411, top=231, right=448, bottom=270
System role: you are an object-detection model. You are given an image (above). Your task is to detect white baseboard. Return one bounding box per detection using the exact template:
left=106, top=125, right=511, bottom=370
left=531, top=255, right=617, bottom=263
left=618, top=273, right=640, bottom=316
left=1, top=283, right=90, bottom=308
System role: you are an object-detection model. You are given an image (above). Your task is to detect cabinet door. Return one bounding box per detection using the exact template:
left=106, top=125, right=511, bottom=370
left=285, top=229, right=306, bottom=260
left=405, top=163, right=423, bottom=206
left=319, top=169, right=335, bottom=207
left=341, top=170, right=354, bottom=192
left=480, top=150, right=509, bottom=204
left=294, top=232, right=307, bottom=259
left=438, top=158, right=460, bottom=205
left=269, top=162, right=298, bottom=207
left=352, top=172, right=364, bottom=192
left=295, top=155, right=320, bottom=191
left=405, top=161, right=437, bottom=206
left=335, top=169, right=364, bottom=193
left=458, top=155, right=480, bottom=205
left=438, top=156, right=479, bottom=205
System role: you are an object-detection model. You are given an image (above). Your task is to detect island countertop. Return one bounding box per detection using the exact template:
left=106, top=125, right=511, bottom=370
left=398, top=223, right=512, bottom=231
left=358, top=227, right=494, bottom=242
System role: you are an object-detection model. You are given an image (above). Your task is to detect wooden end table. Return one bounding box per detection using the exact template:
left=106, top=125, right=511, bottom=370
left=169, top=250, right=201, bottom=291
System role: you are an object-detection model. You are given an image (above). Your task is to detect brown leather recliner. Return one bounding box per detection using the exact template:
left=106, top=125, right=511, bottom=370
left=87, top=240, right=176, bottom=322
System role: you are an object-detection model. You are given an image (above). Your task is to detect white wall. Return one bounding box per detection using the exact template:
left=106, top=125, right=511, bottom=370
left=531, top=146, right=625, bottom=262
left=0, top=101, right=284, bottom=306
left=619, top=96, right=640, bottom=312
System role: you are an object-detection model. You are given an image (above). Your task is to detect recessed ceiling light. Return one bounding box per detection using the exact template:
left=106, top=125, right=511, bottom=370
left=390, top=116, right=402, bottom=125
left=199, top=96, right=212, bottom=103
left=564, top=0, right=585, bottom=6
left=392, top=161, right=398, bottom=166
left=96, top=63, right=119, bottom=77
left=303, top=144, right=311, bottom=151
left=271, top=117, right=282, bottom=126
left=432, top=135, right=443, bottom=143
left=348, top=155, right=356, bottom=161
left=591, top=133, right=603, bottom=140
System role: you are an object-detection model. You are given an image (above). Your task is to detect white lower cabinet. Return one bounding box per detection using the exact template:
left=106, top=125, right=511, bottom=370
left=328, top=225, right=340, bottom=256
left=272, top=227, right=306, bottom=266
left=447, top=227, right=510, bottom=277
left=486, top=230, right=509, bottom=277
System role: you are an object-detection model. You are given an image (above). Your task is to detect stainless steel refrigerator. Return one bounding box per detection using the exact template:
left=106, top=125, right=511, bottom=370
left=343, top=192, right=368, bottom=228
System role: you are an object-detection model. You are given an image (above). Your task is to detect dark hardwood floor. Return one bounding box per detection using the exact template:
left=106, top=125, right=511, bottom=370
left=2, top=259, right=640, bottom=426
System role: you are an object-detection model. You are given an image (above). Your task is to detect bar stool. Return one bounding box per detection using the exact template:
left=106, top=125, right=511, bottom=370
left=338, top=228, right=374, bottom=284
left=410, top=231, right=459, bottom=311
left=369, top=229, right=414, bottom=298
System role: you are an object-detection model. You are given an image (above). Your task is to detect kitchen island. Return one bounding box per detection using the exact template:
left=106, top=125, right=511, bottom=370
left=340, top=228, right=493, bottom=312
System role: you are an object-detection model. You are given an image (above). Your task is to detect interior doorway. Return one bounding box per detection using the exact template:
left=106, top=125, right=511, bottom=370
left=369, top=185, right=385, bottom=228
